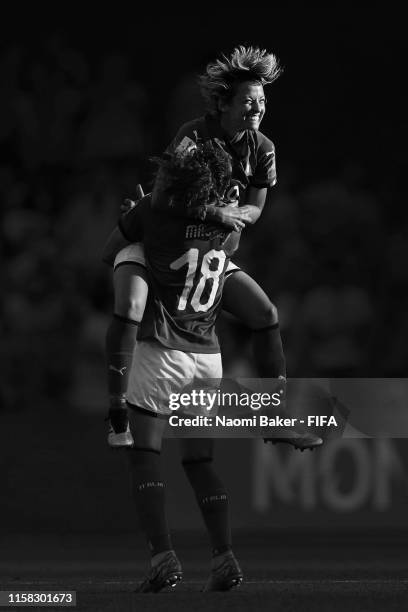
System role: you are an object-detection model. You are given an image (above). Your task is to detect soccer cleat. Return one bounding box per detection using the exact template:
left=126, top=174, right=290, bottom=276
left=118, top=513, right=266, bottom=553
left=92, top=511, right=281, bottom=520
left=107, top=421, right=134, bottom=448
left=136, top=551, right=183, bottom=593
left=106, top=404, right=134, bottom=448
left=264, top=428, right=323, bottom=451
left=203, top=551, right=243, bottom=592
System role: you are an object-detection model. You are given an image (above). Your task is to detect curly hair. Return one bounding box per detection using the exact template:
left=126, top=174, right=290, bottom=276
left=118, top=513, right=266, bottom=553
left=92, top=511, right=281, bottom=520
left=199, top=45, right=282, bottom=114
left=152, top=140, right=232, bottom=210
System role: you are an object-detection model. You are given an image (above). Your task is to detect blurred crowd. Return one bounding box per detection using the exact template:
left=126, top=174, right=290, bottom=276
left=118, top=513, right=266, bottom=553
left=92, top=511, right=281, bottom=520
left=1, top=37, right=405, bottom=412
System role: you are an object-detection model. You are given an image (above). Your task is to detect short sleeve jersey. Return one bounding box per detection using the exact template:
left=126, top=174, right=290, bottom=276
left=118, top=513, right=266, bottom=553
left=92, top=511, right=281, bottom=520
left=119, top=196, right=240, bottom=353
left=166, top=114, right=277, bottom=200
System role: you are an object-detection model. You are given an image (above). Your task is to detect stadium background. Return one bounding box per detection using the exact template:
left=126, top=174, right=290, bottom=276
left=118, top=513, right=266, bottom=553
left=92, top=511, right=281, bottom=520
left=1, top=3, right=407, bottom=554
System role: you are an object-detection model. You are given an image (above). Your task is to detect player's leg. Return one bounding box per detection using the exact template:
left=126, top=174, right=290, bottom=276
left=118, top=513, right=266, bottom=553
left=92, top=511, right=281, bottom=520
left=222, top=269, right=286, bottom=380
left=126, top=341, right=211, bottom=591
left=222, top=270, right=322, bottom=450
left=180, top=349, right=242, bottom=591
left=127, top=408, right=182, bottom=592
left=180, top=438, right=243, bottom=591
left=105, top=245, right=148, bottom=447
left=125, top=340, right=193, bottom=592
left=180, top=438, right=230, bottom=556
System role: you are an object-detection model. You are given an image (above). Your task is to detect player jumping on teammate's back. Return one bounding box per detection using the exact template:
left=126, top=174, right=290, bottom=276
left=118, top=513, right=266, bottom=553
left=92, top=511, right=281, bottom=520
left=103, top=46, right=322, bottom=452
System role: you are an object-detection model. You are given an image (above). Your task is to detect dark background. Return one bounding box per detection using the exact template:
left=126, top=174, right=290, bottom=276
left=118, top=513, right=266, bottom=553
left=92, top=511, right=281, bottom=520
left=1, top=6, right=407, bottom=535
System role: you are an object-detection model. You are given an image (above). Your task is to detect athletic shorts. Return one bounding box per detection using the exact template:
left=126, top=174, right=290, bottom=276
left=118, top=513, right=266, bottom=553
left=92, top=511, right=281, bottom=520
left=126, top=340, right=222, bottom=416
left=114, top=243, right=240, bottom=277
left=114, top=243, right=146, bottom=270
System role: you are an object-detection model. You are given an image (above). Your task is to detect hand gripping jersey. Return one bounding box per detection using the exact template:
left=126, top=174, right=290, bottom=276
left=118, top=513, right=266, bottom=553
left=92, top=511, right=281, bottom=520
left=166, top=114, right=277, bottom=202
left=119, top=196, right=240, bottom=353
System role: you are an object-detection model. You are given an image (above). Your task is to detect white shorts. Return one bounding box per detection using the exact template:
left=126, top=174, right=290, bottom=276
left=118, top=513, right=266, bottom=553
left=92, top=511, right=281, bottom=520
left=127, top=340, right=222, bottom=416
left=114, top=243, right=146, bottom=270
left=114, top=243, right=240, bottom=276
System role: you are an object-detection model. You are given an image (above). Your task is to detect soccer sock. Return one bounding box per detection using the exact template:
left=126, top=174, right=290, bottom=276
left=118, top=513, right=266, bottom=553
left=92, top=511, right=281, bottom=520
left=128, top=448, right=172, bottom=557
left=182, top=458, right=231, bottom=556
left=252, top=323, right=287, bottom=422
left=252, top=323, right=286, bottom=380
left=105, top=314, right=139, bottom=428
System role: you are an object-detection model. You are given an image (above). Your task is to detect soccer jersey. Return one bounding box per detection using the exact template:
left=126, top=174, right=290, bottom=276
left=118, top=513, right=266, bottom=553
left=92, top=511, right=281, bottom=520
left=119, top=196, right=240, bottom=353
left=166, top=114, right=277, bottom=200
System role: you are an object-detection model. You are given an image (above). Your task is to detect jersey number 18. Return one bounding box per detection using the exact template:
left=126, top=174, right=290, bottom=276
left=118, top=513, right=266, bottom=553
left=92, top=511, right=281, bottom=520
left=170, top=248, right=226, bottom=313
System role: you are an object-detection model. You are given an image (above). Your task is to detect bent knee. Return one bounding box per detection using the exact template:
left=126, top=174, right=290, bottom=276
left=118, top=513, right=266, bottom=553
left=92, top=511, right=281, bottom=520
left=113, top=264, right=148, bottom=321
left=115, top=296, right=146, bottom=321
left=250, top=300, right=279, bottom=330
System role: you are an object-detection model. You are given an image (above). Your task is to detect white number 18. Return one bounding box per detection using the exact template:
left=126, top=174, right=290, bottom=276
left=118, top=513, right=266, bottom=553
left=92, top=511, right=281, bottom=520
left=170, top=248, right=226, bottom=312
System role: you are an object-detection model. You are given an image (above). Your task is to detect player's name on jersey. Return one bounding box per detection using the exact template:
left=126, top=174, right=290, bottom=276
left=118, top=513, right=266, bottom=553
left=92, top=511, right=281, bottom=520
left=185, top=223, right=228, bottom=241
left=168, top=415, right=338, bottom=428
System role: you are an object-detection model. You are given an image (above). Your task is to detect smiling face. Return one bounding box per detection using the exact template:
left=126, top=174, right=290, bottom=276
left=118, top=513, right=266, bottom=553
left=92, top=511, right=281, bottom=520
left=219, top=81, right=266, bottom=137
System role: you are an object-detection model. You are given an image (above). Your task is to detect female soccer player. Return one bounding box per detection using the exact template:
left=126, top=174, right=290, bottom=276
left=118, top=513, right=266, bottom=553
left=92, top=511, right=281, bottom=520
left=123, top=141, right=243, bottom=592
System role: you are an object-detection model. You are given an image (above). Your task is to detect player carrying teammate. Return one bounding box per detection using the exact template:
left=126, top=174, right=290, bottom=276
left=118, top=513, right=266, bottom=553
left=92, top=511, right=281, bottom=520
left=104, top=45, right=322, bottom=451
left=122, top=140, right=243, bottom=592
